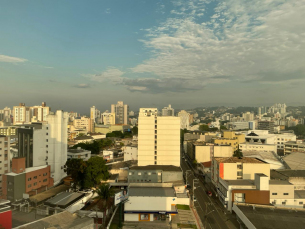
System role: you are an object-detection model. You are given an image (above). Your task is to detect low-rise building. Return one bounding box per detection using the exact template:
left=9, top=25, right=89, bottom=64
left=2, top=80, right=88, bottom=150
left=67, top=148, right=91, bottom=161
left=2, top=157, right=53, bottom=202
left=211, top=157, right=270, bottom=186
left=123, top=146, right=138, bottom=161
left=284, top=140, right=305, bottom=154
left=95, top=124, right=131, bottom=135
left=239, top=142, right=277, bottom=153
left=213, top=131, right=245, bottom=150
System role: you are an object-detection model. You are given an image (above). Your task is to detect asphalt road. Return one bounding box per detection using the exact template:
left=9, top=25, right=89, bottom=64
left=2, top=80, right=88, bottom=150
left=181, top=151, right=239, bottom=229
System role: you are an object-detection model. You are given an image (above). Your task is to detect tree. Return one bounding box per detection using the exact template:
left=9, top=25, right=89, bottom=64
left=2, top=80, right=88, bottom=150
left=199, top=124, right=209, bottom=131
left=233, top=148, right=243, bottom=158
left=83, top=157, right=110, bottom=189
left=64, top=158, right=87, bottom=189
left=131, top=126, right=138, bottom=135
left=220, top=125, right=227, bottom=130
left=78, top=133, right=86, bottom=137
left=193, top=159, right=198, bottom=168
left=93, top=183, right=114, bottom=226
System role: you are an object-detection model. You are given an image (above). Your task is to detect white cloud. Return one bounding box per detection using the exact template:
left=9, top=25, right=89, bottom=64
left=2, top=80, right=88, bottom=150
left=105, top=8, right=111, bottom=14
left=0, top=54, right=27, bottom=63
left=130, top=0, right=305, bottom=92
left=84, top=68, right=124, bottom=83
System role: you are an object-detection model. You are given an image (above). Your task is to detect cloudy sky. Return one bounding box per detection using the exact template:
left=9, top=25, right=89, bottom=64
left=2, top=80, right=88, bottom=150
left=1, top=0, right=304, bottom=114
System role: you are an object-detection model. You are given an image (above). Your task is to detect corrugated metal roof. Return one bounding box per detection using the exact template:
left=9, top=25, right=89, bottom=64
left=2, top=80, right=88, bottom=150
left=129, top=187, right=175, bottom=197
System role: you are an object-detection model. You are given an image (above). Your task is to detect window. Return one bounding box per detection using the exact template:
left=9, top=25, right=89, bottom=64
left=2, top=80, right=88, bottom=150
left=43, top=173, right=47, bottom=176
left=34, top=182, right=37, bottom=186
left=158, top=172, right=161, bottom=176
left=34, top=176, right=37, bottom=179
left=272, top=193, right=277, bottom=195
left=154, top=161, right=157, bottom=165
left=46, top=139, right=48, bottom=142
left=46, top=133, right=48, bottom=135
left=155, top=156, right=157, bottom=160
left=282, top=202, right=286, bottom=205
left=148, top=172, right=151, bottom=175
left=138, top=172, right=141, bottom=175
left=46, top=145, right=48, bottom=148
left=28, top=184, right=31, bottom=188
left=283, top=193, right=289, bottom=195
left=299, top=202, right=303, bottom=205
left=28, top=178, right=31, bottom=181
left=43, top=179, right=47, bottom=182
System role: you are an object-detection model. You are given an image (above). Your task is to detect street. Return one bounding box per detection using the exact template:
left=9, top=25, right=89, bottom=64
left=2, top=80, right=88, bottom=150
left=181, top=149, right=239, bottom=229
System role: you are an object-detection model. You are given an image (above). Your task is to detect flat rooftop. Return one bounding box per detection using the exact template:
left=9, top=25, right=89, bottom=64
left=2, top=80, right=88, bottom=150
left=45, top=192, right=85, bottom=208
left=129, top=187, right=176, bottom=197
left=68, top=148, right=90, bottom=153
left=236, top=204, right=305, bottom=229
left=130, top=165, right=181, bottom=172
left=295, top=190, right=305, bottom=199
left=214, top=157, right=266, bottom=164
left=269, top=180, right=292, bottom=185
left=14, top=211, right=93, bottom=229
left=223, top=179, right=255, bottom=186
left=29, top=185, right=70, bottom=203
left=6, top=165, right=48, bottom=176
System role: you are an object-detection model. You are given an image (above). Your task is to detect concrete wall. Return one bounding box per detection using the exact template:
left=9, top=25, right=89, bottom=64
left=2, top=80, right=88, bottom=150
left=123, top=146, right=138, bottom=161
left=25, top=166, right=53, bottom=193
left=6, top=173, right=26, bottom=202
left=269, top=184, right=294, bottom=199
left=125, top=213, right=139, bottom=221
left=195, top=146, right=210, bottom=163
left=162, top=171, right=183, bottom=183
left=239, top=143, right=277, bottom=152
left=243, top=164, right=270, bottom=179
left=223, top=164, right=238, bottom=180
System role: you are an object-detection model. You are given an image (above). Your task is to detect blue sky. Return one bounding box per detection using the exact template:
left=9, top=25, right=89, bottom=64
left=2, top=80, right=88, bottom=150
left=1, top=0, right=305, bottom=114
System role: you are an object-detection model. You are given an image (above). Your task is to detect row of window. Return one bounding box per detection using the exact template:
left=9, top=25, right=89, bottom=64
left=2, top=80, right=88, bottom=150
left=129, top=172, right=161, bottom=176
left=130, top=179, right=152, bottom=182
left=272, top=193, right=289, bottom=195
left=28, top=179, right=48, bottom=188
left=27, top=173, right=48, bottom=181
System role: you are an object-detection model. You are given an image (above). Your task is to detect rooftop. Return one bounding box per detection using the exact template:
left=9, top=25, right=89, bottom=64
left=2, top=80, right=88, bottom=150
left=235, top=204, right=305, bottom=229
left=74, top=136, right=93, bottom=140
left=295, top=190, right=305, bottom=199
left=283, top=153, right=305, bottom=170
left=223, top=179, right=255, bottom=186
left=68, top=148, right=90, bottom=154
left=214, top=157, right=266, bottom=164
left=271, top=170, right=305, bottom=180
left=269, top=180, right=292, bottom=185
left=130, top=165, right=182, bottom=172
left=45, top=192, right=85, bottom=208
left=6, top=165, right=48, bottom=176
left=14, top=211, right=93, bottom=229
left=29, top=185, right=70, bottom=203
left=129, top=187, right=176, bottom=197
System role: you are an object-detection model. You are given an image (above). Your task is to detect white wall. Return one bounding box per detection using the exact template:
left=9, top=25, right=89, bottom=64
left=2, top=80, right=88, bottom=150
left=123, top=146, right=138, bottom=161
left=125, top=213, right=139, bottom=221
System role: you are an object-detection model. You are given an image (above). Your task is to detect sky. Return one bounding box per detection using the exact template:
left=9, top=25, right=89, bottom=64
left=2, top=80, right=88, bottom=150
left=1, top=0, right=305, bottom=114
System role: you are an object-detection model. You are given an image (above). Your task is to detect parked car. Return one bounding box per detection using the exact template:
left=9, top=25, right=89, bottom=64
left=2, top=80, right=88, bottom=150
left=207, top=191, right=212, bottom=197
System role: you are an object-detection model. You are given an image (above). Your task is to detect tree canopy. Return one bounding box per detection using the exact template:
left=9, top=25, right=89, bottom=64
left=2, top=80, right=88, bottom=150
left=64, top=157, right=110, bottom=189
left=131, top=126, right=138, bottom=135
left=106, top=131, right=132, bottom=138
left=233, top=148, right=243, bottom=158
left=286, top=124, right=305, bottom=138
left=72, top=139, right=113, bottom=154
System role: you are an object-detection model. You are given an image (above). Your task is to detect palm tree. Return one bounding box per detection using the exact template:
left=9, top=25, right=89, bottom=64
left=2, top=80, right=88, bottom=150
left=93, top=183, right=114, bottom=227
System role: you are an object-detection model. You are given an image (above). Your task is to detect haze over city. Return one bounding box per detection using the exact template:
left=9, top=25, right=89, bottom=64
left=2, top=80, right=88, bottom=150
left=1, top=0, right=305, bottom=113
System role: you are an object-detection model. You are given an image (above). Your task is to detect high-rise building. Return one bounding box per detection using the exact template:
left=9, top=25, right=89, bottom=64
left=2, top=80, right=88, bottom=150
left=257, top=121, right=275, bottom=132
left=242, top=112, right=254, bottom=121
left=0, top=135, right=10, bottom=195
left=30, top=102, right=50, bottom=122
left=13, top=103, right=31, bottom=125
left=138, top=108, right=180, bottom=166
left=178, top=110, right=190, bottom=129
left=73, top=116, right=91, bottom=132
left=17, top=110, right=68, bottom=185
left=162, top=104, right=174, bottom=116
left=111, top=101, right=129, bottom=125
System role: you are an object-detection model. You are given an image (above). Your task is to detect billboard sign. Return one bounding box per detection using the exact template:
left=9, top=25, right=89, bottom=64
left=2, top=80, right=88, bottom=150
left=115, top=190, right=128, bottom=205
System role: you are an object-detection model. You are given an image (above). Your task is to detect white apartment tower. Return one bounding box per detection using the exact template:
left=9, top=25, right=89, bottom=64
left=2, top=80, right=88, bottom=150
left=162, top=104, right=174, bottom=116
left=17, top=110, right=68, bottom=185
left=111, top=101, right=129, bottom=125
left=101, top=111, right=116, bottom=125
left=138, top=108, right=180, bottom=166
left=13, top=103, right=31, bottom=125
left=178, top=110, right=190, bottom=129
left=30, top=102, right=50, bottom=122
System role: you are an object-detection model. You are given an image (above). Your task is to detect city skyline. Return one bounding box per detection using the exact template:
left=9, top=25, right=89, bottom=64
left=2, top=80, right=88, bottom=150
left=1, top=0, right=305, bottom=113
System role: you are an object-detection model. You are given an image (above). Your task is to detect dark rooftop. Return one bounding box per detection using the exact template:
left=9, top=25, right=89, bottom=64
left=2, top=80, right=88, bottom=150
left=129, top=187, right=175, bottom=197
left=45, top=192, right=85, bottom=209
left=270, top=170, right=305, bottom=180
left=236, top=204, right=305, bottom=229
left=74, top=136, right=93, bottom=140
left=130, top=165, right=182, bottom=172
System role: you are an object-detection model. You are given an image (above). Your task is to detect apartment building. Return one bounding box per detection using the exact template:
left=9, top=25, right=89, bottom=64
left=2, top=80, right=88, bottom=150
left=30, top=102, right=50, bottom=122
left=0, top=135, right=10, bottom=195
left=0, top=127, right=16, bottom=136
left=257, top=121, right=275, bottom=132
left=101, top=112, right=116, bottom=125
left=161, top=104, right=174, bottom=116
left=111, top=101, right=129, bottom=125
left=13, top=103, right=31, bottom=125
left=239, top=142, right=277, bottom=153
left=2, top=157, right=53, bottom=202
left=211, top=157, right=270, bottom=186
left=73, top=116, right=91, bottom=132
left=138, top=108, right=180, bottom=166
left=213, top=131, right=245, bottom=150
left=178, top=110, right=190, bottom=129
left=67, top=148, right=91, bottom=161
left=17, top=110, right=68, bottom=185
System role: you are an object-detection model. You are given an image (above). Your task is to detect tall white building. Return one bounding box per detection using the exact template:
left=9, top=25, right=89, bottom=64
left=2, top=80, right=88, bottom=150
left=17, top=110, right=68, bottom=185
left=162, top=104, right=174, bottom=116
left=30, top=102, right=50, bottom=122
left=111, top=101, right=129, bottom=125
left=242, top=112, right=254, bottom=121
left=138, top=108, right=180, bottom=166
left=13, top=103, right=31, bottom=125
left=178, top=110, right=190, bottom=130
left=101, top=111, right=116, bottom=125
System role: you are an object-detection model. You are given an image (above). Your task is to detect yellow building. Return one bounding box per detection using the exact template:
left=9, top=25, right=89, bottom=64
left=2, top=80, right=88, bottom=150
left=213, top=131, right=245, bottom=150
left=0, top=126, right=16, bottom=136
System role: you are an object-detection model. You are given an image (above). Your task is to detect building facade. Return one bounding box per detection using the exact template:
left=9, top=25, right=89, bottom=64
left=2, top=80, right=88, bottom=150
left=111, top=101, right=129, bottom=125
left=0, top=135, right=10, bottom=195
left=138, top=108, right=180, bottom=166
left=161, top=104, right=174, bottom=116
left=178, top=110, right=190, bottom=129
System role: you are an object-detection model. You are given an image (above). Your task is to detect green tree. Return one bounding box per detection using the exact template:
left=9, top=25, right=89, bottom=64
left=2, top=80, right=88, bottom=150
left=83, top=157, right=110, bottom=188
left=131, top=126, right=138, bottom=135
left=193, top=159, right=198, bottom=168
left=78, top=133, right=86, bottom=137
left=287, top=124, right=305, bottom=138
left=64, top=158, right=87, bottom=189
left=93, top=184, right=114, bottom=226
left=199, top=124, right=209, bottom=131
left=233, top=148, right=243, bottom=158
left=220, top=125, right=227, bottom=130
